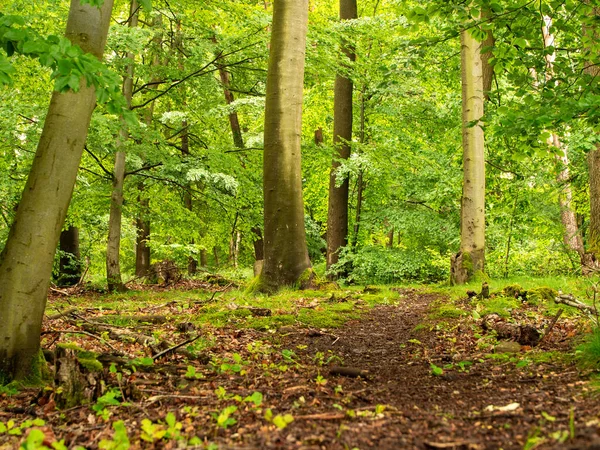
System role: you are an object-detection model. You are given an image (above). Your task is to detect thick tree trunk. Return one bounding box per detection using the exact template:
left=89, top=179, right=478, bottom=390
left=106, top=0, right=138, bottom=292
left=58, top=226, right=82, bottom=287
left=451, top=28, right=486, bottom=284
left=0, top=0, right=114, bottom=381
left=584, top=4, right=600, bottom=271
left=261, top=0, right=311, bottom=291
left=326, top=0, right=357, bottom=274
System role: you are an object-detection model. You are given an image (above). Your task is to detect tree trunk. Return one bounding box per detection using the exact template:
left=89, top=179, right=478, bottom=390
left=540, top=17, right=584, bottom=258
left=351, top=89, right=367, bottom=249
left=58, top=226, right=82, bottom=287
left=481, top=9, right=495, bottom=101
left=0, top=0, right=114, bottom=382
left=135, top=189, right=151, bottom=277
left=106, top=0, right=138, bottom=292
left=584, top=4, right=600, bottom=271
left=218, top=66, right=245, bottom=149
left=451, top=28, right=486, bottom=284
left=326, top=0, right=357, bottom=275
left=261, top=0, right=311, bottom=291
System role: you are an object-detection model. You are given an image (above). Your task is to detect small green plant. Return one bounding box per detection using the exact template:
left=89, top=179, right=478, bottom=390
left=98, top=420, right=130, bottom=450
left=243, top=391, right=263, bottom=407
left=314, top=374, right=328, bottom=386
left=212, top=406, right=237, bottom=429
left=185, top=365, right=205, bottom=380
left=212, top=353, right=246, bottom=375
left=92, top=389, right=123, bottom=420
left=430, top=363, right=444, bottom=376
left=140, top=412, right=182, bottom=443
left=264, top=409, right=294, bottom=429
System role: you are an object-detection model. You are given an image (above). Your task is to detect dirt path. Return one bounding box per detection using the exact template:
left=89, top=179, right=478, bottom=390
left=280, top=289, right=600, bottom=449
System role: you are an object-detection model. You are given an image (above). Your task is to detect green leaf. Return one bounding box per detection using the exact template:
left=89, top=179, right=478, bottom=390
left=272, top=414, right=294, bottom=429
left=430, top=363, right=444, bottom=376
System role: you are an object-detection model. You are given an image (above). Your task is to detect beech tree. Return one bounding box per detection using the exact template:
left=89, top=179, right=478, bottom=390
left=106, top=0, right=139, bottom=292
left=260, top=0, right=312, bottom=291
left=326, top=0, right=357, bottom=275
left=450, top=25, right=487, bottom=284
left=0, top=0, right=114, bottom=381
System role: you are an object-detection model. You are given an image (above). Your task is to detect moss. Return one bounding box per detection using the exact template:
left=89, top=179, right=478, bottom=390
left=528, top=287, right=557, bottom=305
left=78, top=358, right=103, bottom=372
left=481, top=296, right=521, bottom=318
left=503, top=284, right=525, bottom=298
left=296, top=268, right=317, bottom=289
left=429, top=305, right=467, bottom=319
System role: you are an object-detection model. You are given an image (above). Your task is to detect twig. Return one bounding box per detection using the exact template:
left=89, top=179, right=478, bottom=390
left=152, top=335, right=202, bottom=361
left=145, top=394, right=209, bottom=404
left=554, top=293, right=596, bottom=315
left=539, top=308, right=564, bottom=344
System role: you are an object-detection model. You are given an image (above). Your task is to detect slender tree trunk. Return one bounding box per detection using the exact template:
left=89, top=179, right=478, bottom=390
left=352, top=90, right=367, bottom=249
left=387, top=228, right=394, bottom=248
left=213, top=247, right=220, bottom=267
left=0, top=0, right=114, bottom=381
left=261, top=0, right=311, bottom=291
left=58, top=226, right=82, bottom=287
left=451, top=28, right=487, bottom=284
left=326, top=0, right=357, bottom=275
left=135, top=189, right=151, bottom=277
left=106, top=0, right=138, bottom=292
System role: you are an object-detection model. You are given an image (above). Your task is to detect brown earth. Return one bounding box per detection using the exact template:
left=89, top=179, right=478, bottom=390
left=1, top=287, right=600, bottom=449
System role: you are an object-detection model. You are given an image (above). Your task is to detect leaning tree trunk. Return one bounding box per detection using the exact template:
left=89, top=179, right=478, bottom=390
left=0, top=0, right=114, bottom=382
left=58, top=225, right=82, bottom=287
left=326, top=0, right=357, bottom=276
left=451, top=27, right=487, bottom=285
left=106, top=0, right=138, bottom=292
left=261, top=0, right=311, bottom=292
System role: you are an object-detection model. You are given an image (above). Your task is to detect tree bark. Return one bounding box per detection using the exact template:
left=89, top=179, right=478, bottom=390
left=58, top=226, right=82, bottom=287
left=0, top=0, right=114, bottom=381
left=584, top=4, right=600, bottom=270
left=351, top=89, right=367, bottom=249
left=135, top=189, right=151, bottom=277
left=261, top=0, right=311, bottom=291
left=451, top=28, right=486, bottom=284
left=106, top=0, right=138, bottom=292
left=326, top=0, right=357, bottom=275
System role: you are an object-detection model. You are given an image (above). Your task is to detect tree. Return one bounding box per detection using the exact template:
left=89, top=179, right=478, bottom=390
left=0, top=0, right=114, bottom=381
left=450, top=25, right=486, bottom=285
left=326, top=0, right=357, bottom=276
left=106, top=0, right=138, bottom=292
left=260, top=0, right=312, bottom=291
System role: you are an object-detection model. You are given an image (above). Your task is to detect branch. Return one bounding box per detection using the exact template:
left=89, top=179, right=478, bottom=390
left=84, top=146, right=113, bottom=178
left=125, top=163, right=163, bottom=177
left=224, top=147, right=263, bottom=154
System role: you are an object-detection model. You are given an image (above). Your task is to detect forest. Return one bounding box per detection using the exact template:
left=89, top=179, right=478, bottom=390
left=2, top=0, right=600, bottom=448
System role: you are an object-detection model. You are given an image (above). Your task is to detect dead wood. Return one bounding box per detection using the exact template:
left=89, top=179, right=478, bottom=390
left=90, top=314, right=167, bottom=324
left=54, top=346, right=104, bottom=409
left=46, top=308, right=80, bottom=320
left=481, top=314, right=541, bottom=346
left=152, top=335, right=202, bottom=360
left=554, top=293, right=596, bottom=315
left=329, top=366, right=369, bottom=378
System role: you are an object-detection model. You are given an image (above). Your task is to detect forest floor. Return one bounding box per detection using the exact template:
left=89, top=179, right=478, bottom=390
left=1, top=279, right=600, bottom=449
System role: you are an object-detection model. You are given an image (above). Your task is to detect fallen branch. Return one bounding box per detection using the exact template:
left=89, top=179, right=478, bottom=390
left=46, top=308, right=80, bottom=320
left=554, top=293, right=596, bottom=315
left=41, top=329, right=124, bottom=355
left=152, top=335, right=202, bottom=361
left=294, top=412, right=345, bottom=421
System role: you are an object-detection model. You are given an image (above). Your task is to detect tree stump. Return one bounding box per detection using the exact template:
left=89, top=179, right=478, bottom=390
left=54, top=346, right=103, bottom=409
